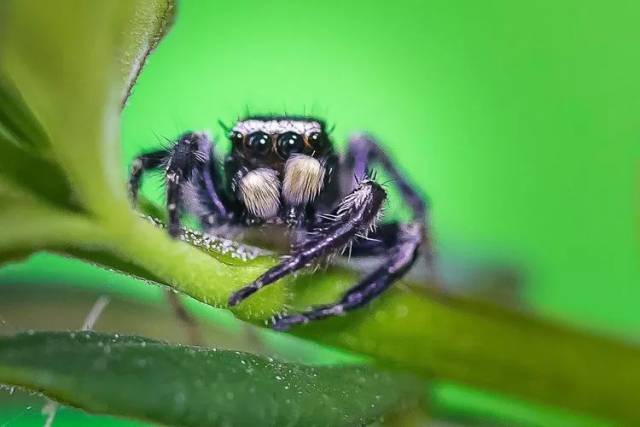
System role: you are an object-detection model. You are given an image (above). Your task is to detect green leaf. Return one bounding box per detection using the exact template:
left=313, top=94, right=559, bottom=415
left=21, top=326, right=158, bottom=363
left=0, top=69, right=75, bottom=209
left=0, top=74, right=50, bottom=152
left=0, top=138, right=76, bottom=209
left=0, top=332, right=419, bottom=427
left=0, top=196, right=105, bottom=264
left=0, top=1, right=175, bottom=218
left=118, top=0, right=176, bottom=106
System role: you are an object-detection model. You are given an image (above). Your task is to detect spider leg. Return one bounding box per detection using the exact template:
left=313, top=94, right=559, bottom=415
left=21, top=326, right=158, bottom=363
left=128, top=150, right=167, bottom=201
left=272, top=222, right=422, bottom=330
left=343, top=133, right=426, bottom=220
left=166, top=132, right=234, bottom=236
left=130, top=133, right=233, bottom=344
left=267, top=134, right=431, bottom=329
left=228, top=179, right=387, bottom=306
left=348, top=222, right=402, bottom=256
left=343, top=133, right=432, bottom=264
left=129, top=132, right=232, bottom=237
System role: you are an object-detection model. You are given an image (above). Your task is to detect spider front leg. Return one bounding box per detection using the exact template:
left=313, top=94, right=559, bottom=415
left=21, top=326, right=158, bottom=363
left=228, top=179, right=387, bottom=307
left=129, top=132, right=231, bottom=237
left=272, top=222, right=422, bottom=330
left=272, top=134, right=430, bottom=329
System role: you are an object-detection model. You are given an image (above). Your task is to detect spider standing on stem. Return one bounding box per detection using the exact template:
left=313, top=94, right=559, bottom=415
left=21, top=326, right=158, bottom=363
left=129, top=116, right=431, bottom=330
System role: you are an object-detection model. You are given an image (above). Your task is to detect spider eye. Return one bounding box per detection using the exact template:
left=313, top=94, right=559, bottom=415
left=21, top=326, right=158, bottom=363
left=246, top=132, right=271, bottom=156
left=308, top=132, right=324, bottom=145
left=277, top=132, right=304, bottom=158
left=230, top=131, right=244, bottom=144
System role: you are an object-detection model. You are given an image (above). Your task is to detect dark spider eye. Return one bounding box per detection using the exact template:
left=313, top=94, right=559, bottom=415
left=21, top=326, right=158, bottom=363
left=246, top=132, right=271, bottom=156
left=230, top=131, right=244, bottom=144
left=308, top=131, right=324, bottom=145
left=277, top=132, right=304, bottom=158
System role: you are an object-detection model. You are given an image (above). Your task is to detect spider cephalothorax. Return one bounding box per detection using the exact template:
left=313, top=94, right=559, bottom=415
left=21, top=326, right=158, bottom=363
left=129, top=115, right=429, bottom=330
left=225, top=117, right=338, bottom=227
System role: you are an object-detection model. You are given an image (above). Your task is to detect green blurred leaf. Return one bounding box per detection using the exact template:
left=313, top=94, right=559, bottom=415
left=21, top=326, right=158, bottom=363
left=0, top=332, right=419, bottom=427
left=0, top=0, right=174, bottom=218
left=0, top=195, right=104, bottom=264
left=0, top=75, right=50, bottom=152
left=0, top=137, right=76, bottom=209
left=118, top=0, right=176, bottom=106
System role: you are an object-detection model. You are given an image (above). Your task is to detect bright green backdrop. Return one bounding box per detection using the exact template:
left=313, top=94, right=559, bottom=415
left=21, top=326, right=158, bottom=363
left=1, top=0, right=639, bottom=425
left=122, top=0, right=639, bottom=333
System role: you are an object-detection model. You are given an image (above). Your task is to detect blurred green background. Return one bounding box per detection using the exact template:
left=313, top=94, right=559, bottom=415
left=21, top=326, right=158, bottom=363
left=120, top=0, right=639, bottom=332
left=1, top=0, right=639, bottom=425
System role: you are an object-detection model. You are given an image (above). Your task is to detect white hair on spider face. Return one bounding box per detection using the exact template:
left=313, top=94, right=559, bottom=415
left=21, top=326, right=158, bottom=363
left=238, top=168, right=281, bottom=219
left=282, top=154, right=326, bottom=206
left=232, top=119, right=322, bottom=137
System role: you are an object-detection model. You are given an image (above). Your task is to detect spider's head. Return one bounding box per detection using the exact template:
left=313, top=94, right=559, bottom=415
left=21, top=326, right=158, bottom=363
left=228, top=116, right=333, bottom=219
left=228, top=116, right=331, bottom=168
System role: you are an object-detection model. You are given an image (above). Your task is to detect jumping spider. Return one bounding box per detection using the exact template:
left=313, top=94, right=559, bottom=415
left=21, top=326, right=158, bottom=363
left=129, top=116, right=430, bottom=330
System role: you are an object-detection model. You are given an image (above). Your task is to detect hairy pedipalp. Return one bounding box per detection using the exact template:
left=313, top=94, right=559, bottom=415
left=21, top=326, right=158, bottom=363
left=282, top=154, right=326, bottom=206
left=238, top=168, right=281, bottom=219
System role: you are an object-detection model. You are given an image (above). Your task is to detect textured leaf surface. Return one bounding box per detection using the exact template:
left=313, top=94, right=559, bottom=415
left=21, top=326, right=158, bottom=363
left=0, top=332, right=418, bottom=427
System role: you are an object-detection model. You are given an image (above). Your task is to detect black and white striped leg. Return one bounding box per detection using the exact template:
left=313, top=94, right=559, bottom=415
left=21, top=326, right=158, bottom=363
left=272, top=222, right=422, bottom=330
left=228, top=179, right=387, bottom=307
left=129, top=150, right=167, bottom=201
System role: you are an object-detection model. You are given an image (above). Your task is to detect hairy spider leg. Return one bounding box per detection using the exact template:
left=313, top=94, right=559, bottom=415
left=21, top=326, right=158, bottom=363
left=273, top=135, right=429, bottom=329
left=343, top=133, right=427, bottom=221
left=348, top=223, right=403, bottom=256
left=129, top=132, right=232, bottom=237
left=272, top=223, right=422, bottom=330
left=129, top=133, right=235, bottom=343
left=228, top=179, right=387, bottom=307
left=343, top=133, right=432, bottom=263
left=128, top=150, right=166, bottom=201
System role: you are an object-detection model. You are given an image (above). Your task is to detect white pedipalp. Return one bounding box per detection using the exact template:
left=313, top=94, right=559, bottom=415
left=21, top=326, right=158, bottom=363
left=282, top=154, right=326, bottom=207
left=238, top=168, right=281, bottom=219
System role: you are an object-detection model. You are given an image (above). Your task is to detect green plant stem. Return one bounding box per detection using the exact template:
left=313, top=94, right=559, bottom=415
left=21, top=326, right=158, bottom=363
left=292, top=270, right=640, bottom=425
left=54, top=219, right=640, bottom=425
left=4, top=205, right=637, bottom=424
left=98, top=215, right=289, bottom=320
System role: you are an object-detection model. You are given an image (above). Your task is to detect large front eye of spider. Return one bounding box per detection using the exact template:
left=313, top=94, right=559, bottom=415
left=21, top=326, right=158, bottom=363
left=246, top=131, right=271, bottom=156
left=276, top=132, right=304, bottom=158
